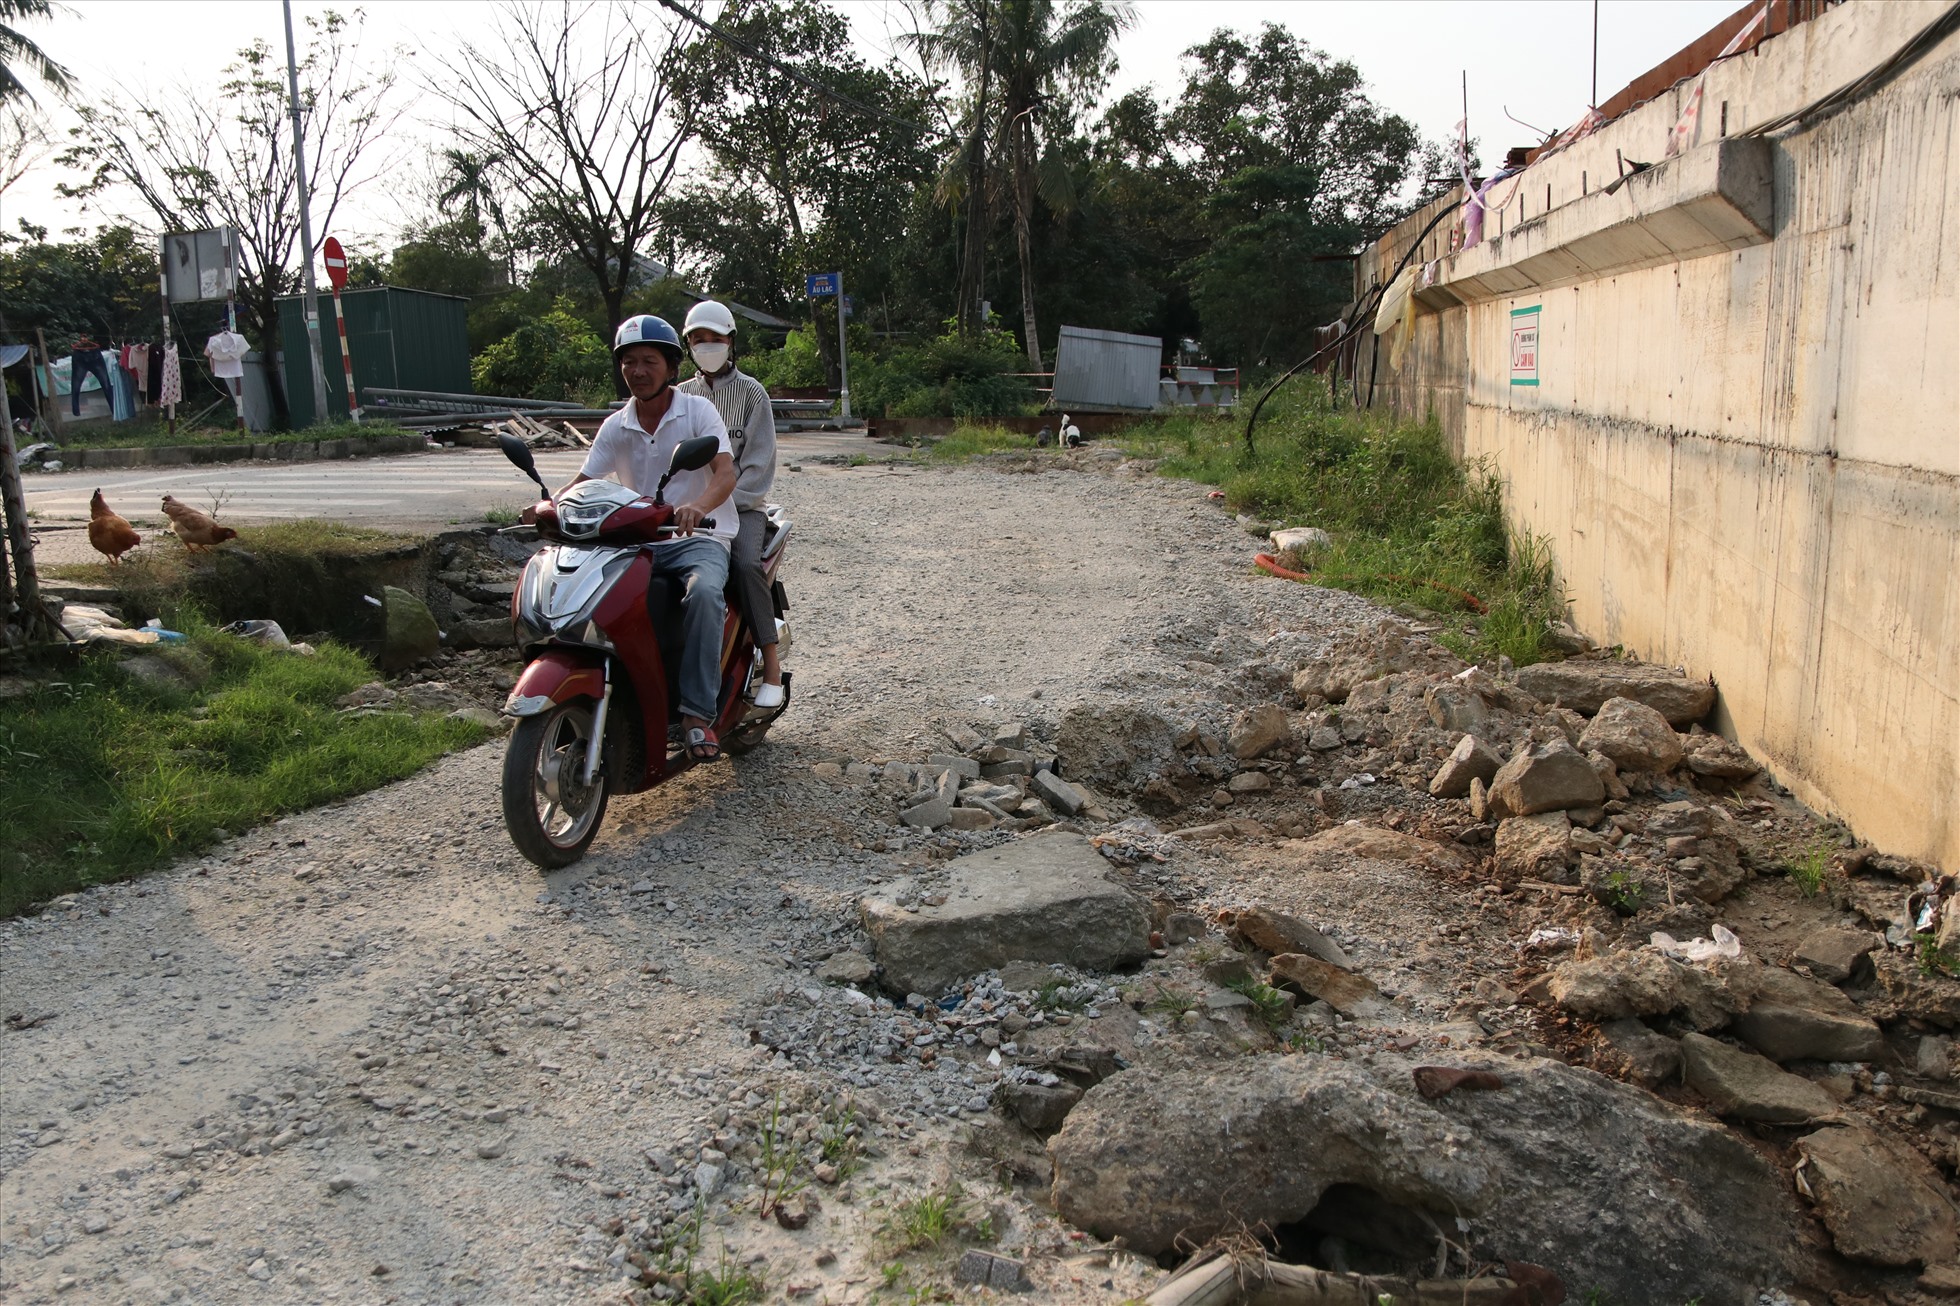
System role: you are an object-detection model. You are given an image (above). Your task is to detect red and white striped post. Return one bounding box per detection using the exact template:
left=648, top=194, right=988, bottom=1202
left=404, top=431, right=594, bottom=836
left=321, top=236, right=360, bottom=423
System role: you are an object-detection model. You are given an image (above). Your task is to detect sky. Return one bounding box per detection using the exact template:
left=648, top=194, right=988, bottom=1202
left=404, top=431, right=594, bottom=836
left=6, top=0, right=1742, bottom=255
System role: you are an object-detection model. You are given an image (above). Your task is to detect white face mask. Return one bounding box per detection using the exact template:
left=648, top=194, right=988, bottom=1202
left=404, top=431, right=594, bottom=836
left=690, top=342, right=731, bottom=373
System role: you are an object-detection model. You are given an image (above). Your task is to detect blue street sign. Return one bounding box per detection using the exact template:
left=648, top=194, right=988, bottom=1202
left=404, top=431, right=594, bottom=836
left=806, top=272, right=839, bottom=298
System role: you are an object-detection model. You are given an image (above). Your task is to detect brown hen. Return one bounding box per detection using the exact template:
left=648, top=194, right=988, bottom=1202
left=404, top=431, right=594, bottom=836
left=88, top=489, right=143, bottom=564
left=160, top=494, right=239, bottom=552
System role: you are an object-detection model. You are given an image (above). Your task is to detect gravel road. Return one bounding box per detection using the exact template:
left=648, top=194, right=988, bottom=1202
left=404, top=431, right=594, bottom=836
left=0, top=452, right=1384, bottom=1304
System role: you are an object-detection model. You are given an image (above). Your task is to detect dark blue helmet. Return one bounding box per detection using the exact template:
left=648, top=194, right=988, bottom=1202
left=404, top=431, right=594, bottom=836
left=613, top=315, right=683, bottom=366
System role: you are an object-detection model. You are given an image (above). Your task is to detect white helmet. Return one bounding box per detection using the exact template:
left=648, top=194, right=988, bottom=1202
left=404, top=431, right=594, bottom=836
left=682, top=300, right=737, bottom=337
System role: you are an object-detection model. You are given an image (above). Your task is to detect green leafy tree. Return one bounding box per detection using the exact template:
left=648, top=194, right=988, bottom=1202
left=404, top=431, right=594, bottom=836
left=1165, top=24, right=1424, bottom=365
left=469, top=299, right=610, bottom=402
left=671, top=0, right=934, bottom=385
left=0, top=224, right=159, bottom=346
left=0, top=0, right=69, bottom=105
left=58, top=10, right=401, bottom=422
left=907, top=0, right=1132, bottom=361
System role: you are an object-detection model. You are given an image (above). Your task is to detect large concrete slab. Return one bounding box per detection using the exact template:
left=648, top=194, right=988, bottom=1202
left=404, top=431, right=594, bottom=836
left=859, top=831, right=1151, bottom=997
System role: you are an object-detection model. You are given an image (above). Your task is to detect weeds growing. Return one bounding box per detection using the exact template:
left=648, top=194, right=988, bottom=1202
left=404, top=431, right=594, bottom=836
left=1225, top=977, right=1295, bottom=1030
left=0, top=613, right=487, bottom=916
left=1121, top=382, right=1570, bottom=665
left=884, top=1190, right=957, bottom=1251
left=1782, top=843, right=1832, bottom=897
left=925, top=423, right=1037, bottom=461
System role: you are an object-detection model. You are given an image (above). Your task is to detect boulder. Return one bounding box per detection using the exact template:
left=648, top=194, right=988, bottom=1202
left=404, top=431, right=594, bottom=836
left=1793, top=927, right=1878, bottom=984
left=1683, top=733, right=1761, bottom=780
left=1225, top=770, right=1272, bottom=794
left=1056, top=705, right=1174, bottom=792
left=1729, top=966, right=1885, bottom=1063
left=1049, top=1054, right=1801, bottom=1301
left=1268, top=953, right=1389, bottom=1019
left=1514, top=660, right=1716, bottom=727
left=1493, top=813, right=1575, bottom=885
left=1576, top=697, right=1684, bottom=773
left=859, top=832, right=1151, bottom=996
left=1598, top=1019, right=1683, bottom=1088
left=1229, top=906, right=1351, bottom=969
left=1423, top=683, right=1488, bottom=734
left=1797, top=1125, right=1960, bottom=1267
left=1679, top=1033, right=1838, bottom=1122
left=380, top=585, right=440, bottom=671
left=1487, top=738, right=1603, bottom=817
left=1429, top=734, right=1501, bottom=799
left=1228, top=703, right=1293, bottom=760
left=1548, top=950, right=1739, bottom=1030
left=1030, top=769, right=1091, bottom=816
left=996, top=1080, right=1082, bottom=1134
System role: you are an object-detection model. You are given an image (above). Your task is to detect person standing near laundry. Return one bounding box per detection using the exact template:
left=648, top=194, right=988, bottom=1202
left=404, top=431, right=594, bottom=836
left=676, top=300, right=785, bottom=709
left=204, top=324, right=250, bottom=429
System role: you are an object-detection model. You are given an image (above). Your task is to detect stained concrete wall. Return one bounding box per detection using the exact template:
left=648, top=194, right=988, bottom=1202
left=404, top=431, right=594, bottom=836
left=1361, top=0, right=1960, bottom=869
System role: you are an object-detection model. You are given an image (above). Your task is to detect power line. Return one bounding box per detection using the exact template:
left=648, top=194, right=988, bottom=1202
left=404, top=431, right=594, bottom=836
left=646, top=0, right=951, bottom=143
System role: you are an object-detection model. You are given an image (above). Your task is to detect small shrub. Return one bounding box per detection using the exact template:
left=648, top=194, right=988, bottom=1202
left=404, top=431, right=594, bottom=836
left=471, top=297, right=611, bottom=400
left=1225, top=977, right=1293, bottom=1030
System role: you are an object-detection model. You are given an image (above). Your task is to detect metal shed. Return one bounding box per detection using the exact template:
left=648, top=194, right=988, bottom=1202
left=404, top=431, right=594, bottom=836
left=1050, top=325, right=1163, bottom=413
left=276, top=285, right=471, bottom=428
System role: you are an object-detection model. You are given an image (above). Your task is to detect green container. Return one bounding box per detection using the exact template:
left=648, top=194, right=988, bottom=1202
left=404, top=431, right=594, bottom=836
left=276, top=285, right=470, bottom=428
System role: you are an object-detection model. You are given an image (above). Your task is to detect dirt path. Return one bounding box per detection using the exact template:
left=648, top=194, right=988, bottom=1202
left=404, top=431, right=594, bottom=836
left=0, top=455, right=1385, bottom=1304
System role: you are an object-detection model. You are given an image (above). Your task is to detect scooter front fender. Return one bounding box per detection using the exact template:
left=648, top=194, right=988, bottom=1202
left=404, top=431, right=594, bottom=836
left=505, top=650, right=606, bottom=717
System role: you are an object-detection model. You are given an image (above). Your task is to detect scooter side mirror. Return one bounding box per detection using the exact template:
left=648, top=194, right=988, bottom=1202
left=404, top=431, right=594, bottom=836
left=499, top=432, right=550, bottom=496
left=669, top=435, right=720, bottom=474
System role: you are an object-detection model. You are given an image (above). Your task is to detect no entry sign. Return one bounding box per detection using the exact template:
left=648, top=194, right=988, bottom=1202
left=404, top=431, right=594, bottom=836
left=323, top=237, right=349, bottom=291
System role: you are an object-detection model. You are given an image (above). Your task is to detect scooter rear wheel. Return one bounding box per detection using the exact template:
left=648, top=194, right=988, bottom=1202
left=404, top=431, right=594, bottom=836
left=502, top=702, right=610, bottom=868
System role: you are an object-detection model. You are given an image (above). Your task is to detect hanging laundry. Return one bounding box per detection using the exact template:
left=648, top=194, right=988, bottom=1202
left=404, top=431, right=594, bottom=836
left=109, top=362, right=136, bottom=421
left=69, top=344, right=112, bottom=418
left=129, top=343, right=150, bottom=399
left=159, top=342, right=183, bottom=408
left=204, top=328, right=249, bottom=380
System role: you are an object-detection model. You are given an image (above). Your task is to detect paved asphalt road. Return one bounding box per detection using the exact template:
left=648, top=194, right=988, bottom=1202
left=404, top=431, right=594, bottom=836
left=21, top=431, right=887, bottom=529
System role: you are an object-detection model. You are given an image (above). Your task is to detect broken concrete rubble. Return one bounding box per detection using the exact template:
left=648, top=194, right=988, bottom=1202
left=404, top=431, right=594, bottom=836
left=1486, top=737, right=1603, bottom=817
left=1048, top=1053, right=1801, bottom=1300
left=1548, top=949, right=1739, bottom=1029
left=859, top=832, right=1151, bottom=996
left=1267, top=953, right=1389, bottom=1019
left=1729, top=965, right=1885, bottom=1063
left=1793, top=926, right=1878, bottom=984
left=1493, top=813, right=1575, bottom=885
left=1227, top=702, right=1292, bottom=760
left=1226, top=906, right=1352, bottom=969
left=1576, top=696, right=1684, bottom=772
left=1514, top=658, right=1716, bottom=726
left=1797, top=1125, right=1960, bottom=1268
left=1428, top=733, right=1500, bottom=798
left=1679, top=1032, right=1839, bottom=1123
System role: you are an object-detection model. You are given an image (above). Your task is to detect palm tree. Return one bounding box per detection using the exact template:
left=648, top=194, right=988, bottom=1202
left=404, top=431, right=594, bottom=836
left=0, top=0, right=71, bottom=105
left=910, top=0, right=1130, bottom=363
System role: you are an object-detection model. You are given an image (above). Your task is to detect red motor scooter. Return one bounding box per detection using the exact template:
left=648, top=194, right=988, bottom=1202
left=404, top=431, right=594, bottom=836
left=493, top=432, right=791, bottom=868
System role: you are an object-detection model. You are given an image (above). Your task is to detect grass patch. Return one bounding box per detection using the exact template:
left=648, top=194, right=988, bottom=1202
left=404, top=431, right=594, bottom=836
left=1781, top=843, right=1832, bottom=898
left=479, top=504, right=524, bottom=526
left=0, top=615, right=488, bottom=916
left=883, top=1190, right=957, bottom=1251
left=925, top=423, right=1036, bottom=462
left=1225, top=976, right=1294, bottom=1030
left=1120, top=382, right=1570, bottom=665
left=36, top=415, right=414, bottom=450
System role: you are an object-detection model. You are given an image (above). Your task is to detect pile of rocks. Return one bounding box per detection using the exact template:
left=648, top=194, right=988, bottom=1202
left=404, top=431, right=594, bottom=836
left=811, top=720, right=1103, bottom=834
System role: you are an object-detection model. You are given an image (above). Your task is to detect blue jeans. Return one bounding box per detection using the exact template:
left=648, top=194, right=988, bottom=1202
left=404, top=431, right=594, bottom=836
left=71, top=349, right=111, bottom=416
left=647, top=537, right=729, bottom=723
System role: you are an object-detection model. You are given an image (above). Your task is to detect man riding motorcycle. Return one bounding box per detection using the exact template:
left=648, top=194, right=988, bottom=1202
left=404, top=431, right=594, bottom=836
left=544, top=315, right=737, bottom=761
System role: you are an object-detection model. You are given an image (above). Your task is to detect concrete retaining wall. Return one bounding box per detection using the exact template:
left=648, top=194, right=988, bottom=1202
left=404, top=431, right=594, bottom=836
left=1358, top=0, right=1960, bottom=868
left=66, top=433, right=430, bottom=470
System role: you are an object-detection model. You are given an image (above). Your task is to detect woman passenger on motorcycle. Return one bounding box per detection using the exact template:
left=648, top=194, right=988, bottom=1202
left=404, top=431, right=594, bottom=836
left=550, top=315, right=737, bottom=761
left=676, top=300, right=784, bottom=709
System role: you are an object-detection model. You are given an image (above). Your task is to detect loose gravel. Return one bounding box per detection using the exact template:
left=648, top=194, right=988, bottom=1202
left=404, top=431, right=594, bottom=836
left=0, top=453, right=1383, bottom=1305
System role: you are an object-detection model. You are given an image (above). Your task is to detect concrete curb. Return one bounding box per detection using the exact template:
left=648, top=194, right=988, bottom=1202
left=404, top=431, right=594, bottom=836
left=59, top=433, right=431, bottom=470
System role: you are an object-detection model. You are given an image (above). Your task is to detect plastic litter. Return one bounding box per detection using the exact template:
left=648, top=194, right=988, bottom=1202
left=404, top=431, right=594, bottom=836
left=1650, top=923, right=1742, bottom=962
left=60, top=604, right=158, bottom=646
left=141, top=618, right=186, bottom=642
left=221, top=619, right=290, bottom=647
left=1338, top=773, right=1376, bottom=790
left=1520, top=927, right=1580, bottom=955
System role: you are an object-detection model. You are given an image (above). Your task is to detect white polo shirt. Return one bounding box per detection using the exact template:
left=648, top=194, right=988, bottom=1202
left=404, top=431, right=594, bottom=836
left=579, top=390, right=736, bottom=545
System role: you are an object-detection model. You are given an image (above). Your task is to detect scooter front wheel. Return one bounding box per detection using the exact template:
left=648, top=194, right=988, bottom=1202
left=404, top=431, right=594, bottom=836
left=502, top=701, right=610, bottom=868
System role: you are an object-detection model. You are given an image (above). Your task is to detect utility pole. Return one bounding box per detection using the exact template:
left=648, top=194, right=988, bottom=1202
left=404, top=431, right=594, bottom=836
left=282, top=0, right=330, bottom=428
left=835, top=272, right=851, bottom=423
